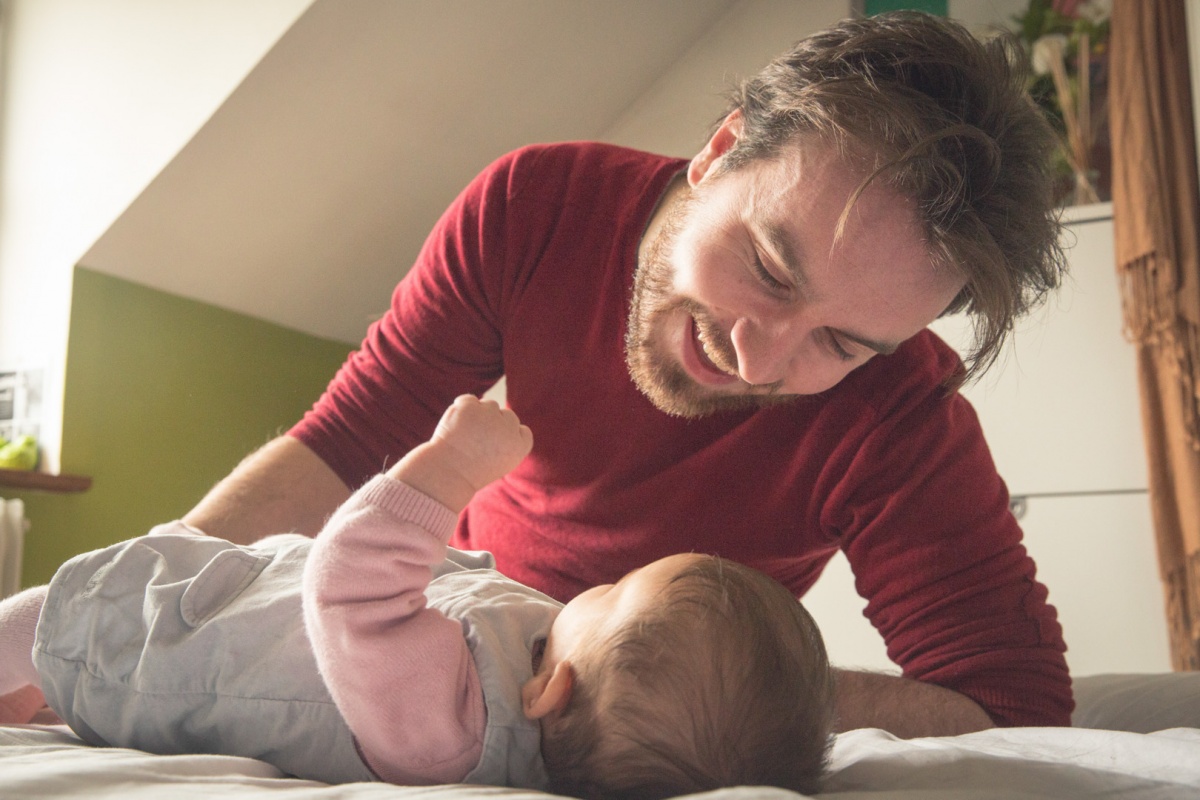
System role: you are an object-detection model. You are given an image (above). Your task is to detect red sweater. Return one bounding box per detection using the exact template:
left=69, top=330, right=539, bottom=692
left=292, top=142, right=1072, bottom=726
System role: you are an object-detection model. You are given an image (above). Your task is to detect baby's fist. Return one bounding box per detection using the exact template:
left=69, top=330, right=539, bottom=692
left=431, top=395, right=533, bottom=491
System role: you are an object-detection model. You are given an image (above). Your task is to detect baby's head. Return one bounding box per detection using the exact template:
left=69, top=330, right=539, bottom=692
left=521, top=553, right=834, bottom=800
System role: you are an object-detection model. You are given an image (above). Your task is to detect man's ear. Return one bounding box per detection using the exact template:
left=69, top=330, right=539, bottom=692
left=522, top=660, right=574, bottom=720
left=687, top=108, right=744, bottom=187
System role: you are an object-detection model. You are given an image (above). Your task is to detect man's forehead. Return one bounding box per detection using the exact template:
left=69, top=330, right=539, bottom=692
left=742, top=145, right=926, bottom=256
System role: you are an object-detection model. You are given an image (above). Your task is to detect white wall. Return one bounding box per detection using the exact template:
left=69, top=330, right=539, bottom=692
left=600, top=0, right=1032, bottom=160
left=601, top=0, right=845, bottom=157
left=0, top=0, right=310, bottom=469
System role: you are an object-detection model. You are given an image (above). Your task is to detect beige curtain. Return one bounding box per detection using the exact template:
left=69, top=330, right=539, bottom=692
left=1110, top=0, right=1200, bottom=670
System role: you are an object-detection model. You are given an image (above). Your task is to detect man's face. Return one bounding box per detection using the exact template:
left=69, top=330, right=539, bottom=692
left=625, top=119, right=966, bottom=418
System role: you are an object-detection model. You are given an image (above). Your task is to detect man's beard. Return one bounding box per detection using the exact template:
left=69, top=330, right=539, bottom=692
left=624, top=189, right=793, bottom=418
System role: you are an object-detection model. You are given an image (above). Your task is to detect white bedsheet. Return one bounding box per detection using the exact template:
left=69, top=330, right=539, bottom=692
left=2, top=724, right=1198, bottom=799
left=3, top=674, right=1199, bottom=799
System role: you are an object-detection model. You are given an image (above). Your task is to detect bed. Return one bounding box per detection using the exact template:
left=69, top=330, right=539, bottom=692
left=2, top=673, right=1198, bottom=799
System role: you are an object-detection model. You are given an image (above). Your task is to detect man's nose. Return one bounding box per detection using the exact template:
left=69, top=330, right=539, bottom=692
left=729, top=317, right=803, bottom=387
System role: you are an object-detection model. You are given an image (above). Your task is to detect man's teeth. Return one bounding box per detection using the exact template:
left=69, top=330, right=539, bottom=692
left=696, top=326, right=737, bottom=376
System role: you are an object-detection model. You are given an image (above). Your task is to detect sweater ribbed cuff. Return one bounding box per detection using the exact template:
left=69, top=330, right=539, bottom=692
left=355, top=475, right=461, bottom=543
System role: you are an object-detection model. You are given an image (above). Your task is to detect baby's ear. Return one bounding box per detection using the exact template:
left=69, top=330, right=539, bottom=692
left=521, top=660, right=574, bottom=720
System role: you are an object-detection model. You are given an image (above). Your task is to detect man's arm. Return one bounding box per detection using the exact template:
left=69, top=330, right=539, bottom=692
left=183, top=436, right=352, bottom=545
left=833, top=669, right=994, bottom=738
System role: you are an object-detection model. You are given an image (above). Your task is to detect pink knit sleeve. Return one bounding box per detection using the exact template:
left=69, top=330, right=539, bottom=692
left=302, top=476, right=486, bottom=784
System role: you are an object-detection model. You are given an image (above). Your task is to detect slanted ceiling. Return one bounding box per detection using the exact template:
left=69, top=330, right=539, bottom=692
left=80, top=0, right=847, bottom=344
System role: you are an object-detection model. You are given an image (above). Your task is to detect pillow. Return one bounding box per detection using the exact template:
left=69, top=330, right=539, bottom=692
left=1072, top=672, right=1200, bottom=732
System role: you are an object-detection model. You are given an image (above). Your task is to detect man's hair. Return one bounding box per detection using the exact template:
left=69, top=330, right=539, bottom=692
left=540, top=557, right=835, bottom=800
left=720, top=11, right=1068, bottom=386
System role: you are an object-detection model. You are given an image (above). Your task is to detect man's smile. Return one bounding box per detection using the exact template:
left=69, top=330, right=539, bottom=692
left=684, top=315, right=740, bottom=385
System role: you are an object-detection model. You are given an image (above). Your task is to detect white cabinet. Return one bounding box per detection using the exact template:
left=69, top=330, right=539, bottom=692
left=1020, top=492, right=1168, bottom=674
left=804, top=204, right=1173, bottom=676
left=940, top=207, right=1147, bottom=497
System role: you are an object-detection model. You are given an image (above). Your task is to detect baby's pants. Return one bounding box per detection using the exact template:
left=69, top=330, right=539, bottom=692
left=32, top=524, right=374, bottom=783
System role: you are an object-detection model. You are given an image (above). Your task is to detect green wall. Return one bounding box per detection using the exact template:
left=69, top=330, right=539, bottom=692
left=11, top=267, right=352, bottom=585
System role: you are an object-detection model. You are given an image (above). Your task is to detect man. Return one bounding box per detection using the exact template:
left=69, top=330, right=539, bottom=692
left=186, top=12, right=1072, bottom=737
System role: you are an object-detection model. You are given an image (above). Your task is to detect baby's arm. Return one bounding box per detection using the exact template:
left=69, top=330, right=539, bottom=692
left=303, top=396, right=532, bottom=785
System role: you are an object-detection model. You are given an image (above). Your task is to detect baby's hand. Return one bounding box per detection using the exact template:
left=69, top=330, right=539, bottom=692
left=386, top=395, right=532, bottom=511
left=430, top=395, right=533, bottom=493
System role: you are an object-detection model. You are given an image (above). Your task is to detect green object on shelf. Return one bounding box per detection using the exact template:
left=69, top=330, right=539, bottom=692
left=0, top=434, right=38, bottom=471
left=863, top=0, right=947, bottom=16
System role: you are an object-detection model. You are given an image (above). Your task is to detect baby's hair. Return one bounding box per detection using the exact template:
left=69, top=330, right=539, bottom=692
left=540, top=556, right=834, bottom=800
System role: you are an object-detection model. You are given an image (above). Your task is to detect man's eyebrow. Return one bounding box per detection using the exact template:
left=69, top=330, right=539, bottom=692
left=758, top=219, right=806, bottom=286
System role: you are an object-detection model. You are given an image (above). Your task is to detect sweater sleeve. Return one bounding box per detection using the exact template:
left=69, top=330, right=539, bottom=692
left=302, top=476, right=486, bottom=784
left=289, top=147, right=537, bottom=490
left=822, top=334, right=1072, bottom=727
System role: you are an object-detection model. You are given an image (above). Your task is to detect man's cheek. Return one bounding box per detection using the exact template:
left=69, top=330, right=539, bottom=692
left=675, top=253, right=745, bottom=313
left=668, top=239, right=716, bottom=300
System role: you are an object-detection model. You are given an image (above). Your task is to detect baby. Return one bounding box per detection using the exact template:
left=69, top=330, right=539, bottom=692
left=0, top=396, right=834, bottom=799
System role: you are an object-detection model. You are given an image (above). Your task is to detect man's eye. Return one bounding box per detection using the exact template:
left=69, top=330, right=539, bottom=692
left=825, top=330, right=857, bottom=362
left=752, top=257, right=788, bottom=292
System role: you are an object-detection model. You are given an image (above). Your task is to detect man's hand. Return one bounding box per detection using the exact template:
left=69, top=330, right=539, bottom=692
left=387, top=396, right=533, bottom=512
left=833, top=669, right=995, bottom=738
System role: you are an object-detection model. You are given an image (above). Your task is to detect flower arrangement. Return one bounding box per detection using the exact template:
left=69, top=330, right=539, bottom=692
left=1012, top=0, right=1111, bottom=206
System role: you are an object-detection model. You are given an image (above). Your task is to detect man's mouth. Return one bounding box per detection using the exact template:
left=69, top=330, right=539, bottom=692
left=686, top=315, right=740, bottom=384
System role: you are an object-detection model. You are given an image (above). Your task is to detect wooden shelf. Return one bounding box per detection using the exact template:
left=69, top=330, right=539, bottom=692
left=0, top=468, right=92, bottom=493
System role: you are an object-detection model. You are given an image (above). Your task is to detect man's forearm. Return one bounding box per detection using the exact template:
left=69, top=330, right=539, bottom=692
left=184, top=436, right=352, bottom=545
left=833, top=669, right=994, bottom=738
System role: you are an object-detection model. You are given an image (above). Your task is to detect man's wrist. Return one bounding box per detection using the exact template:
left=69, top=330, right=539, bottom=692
left=385, top=442, right=480, bottom=513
